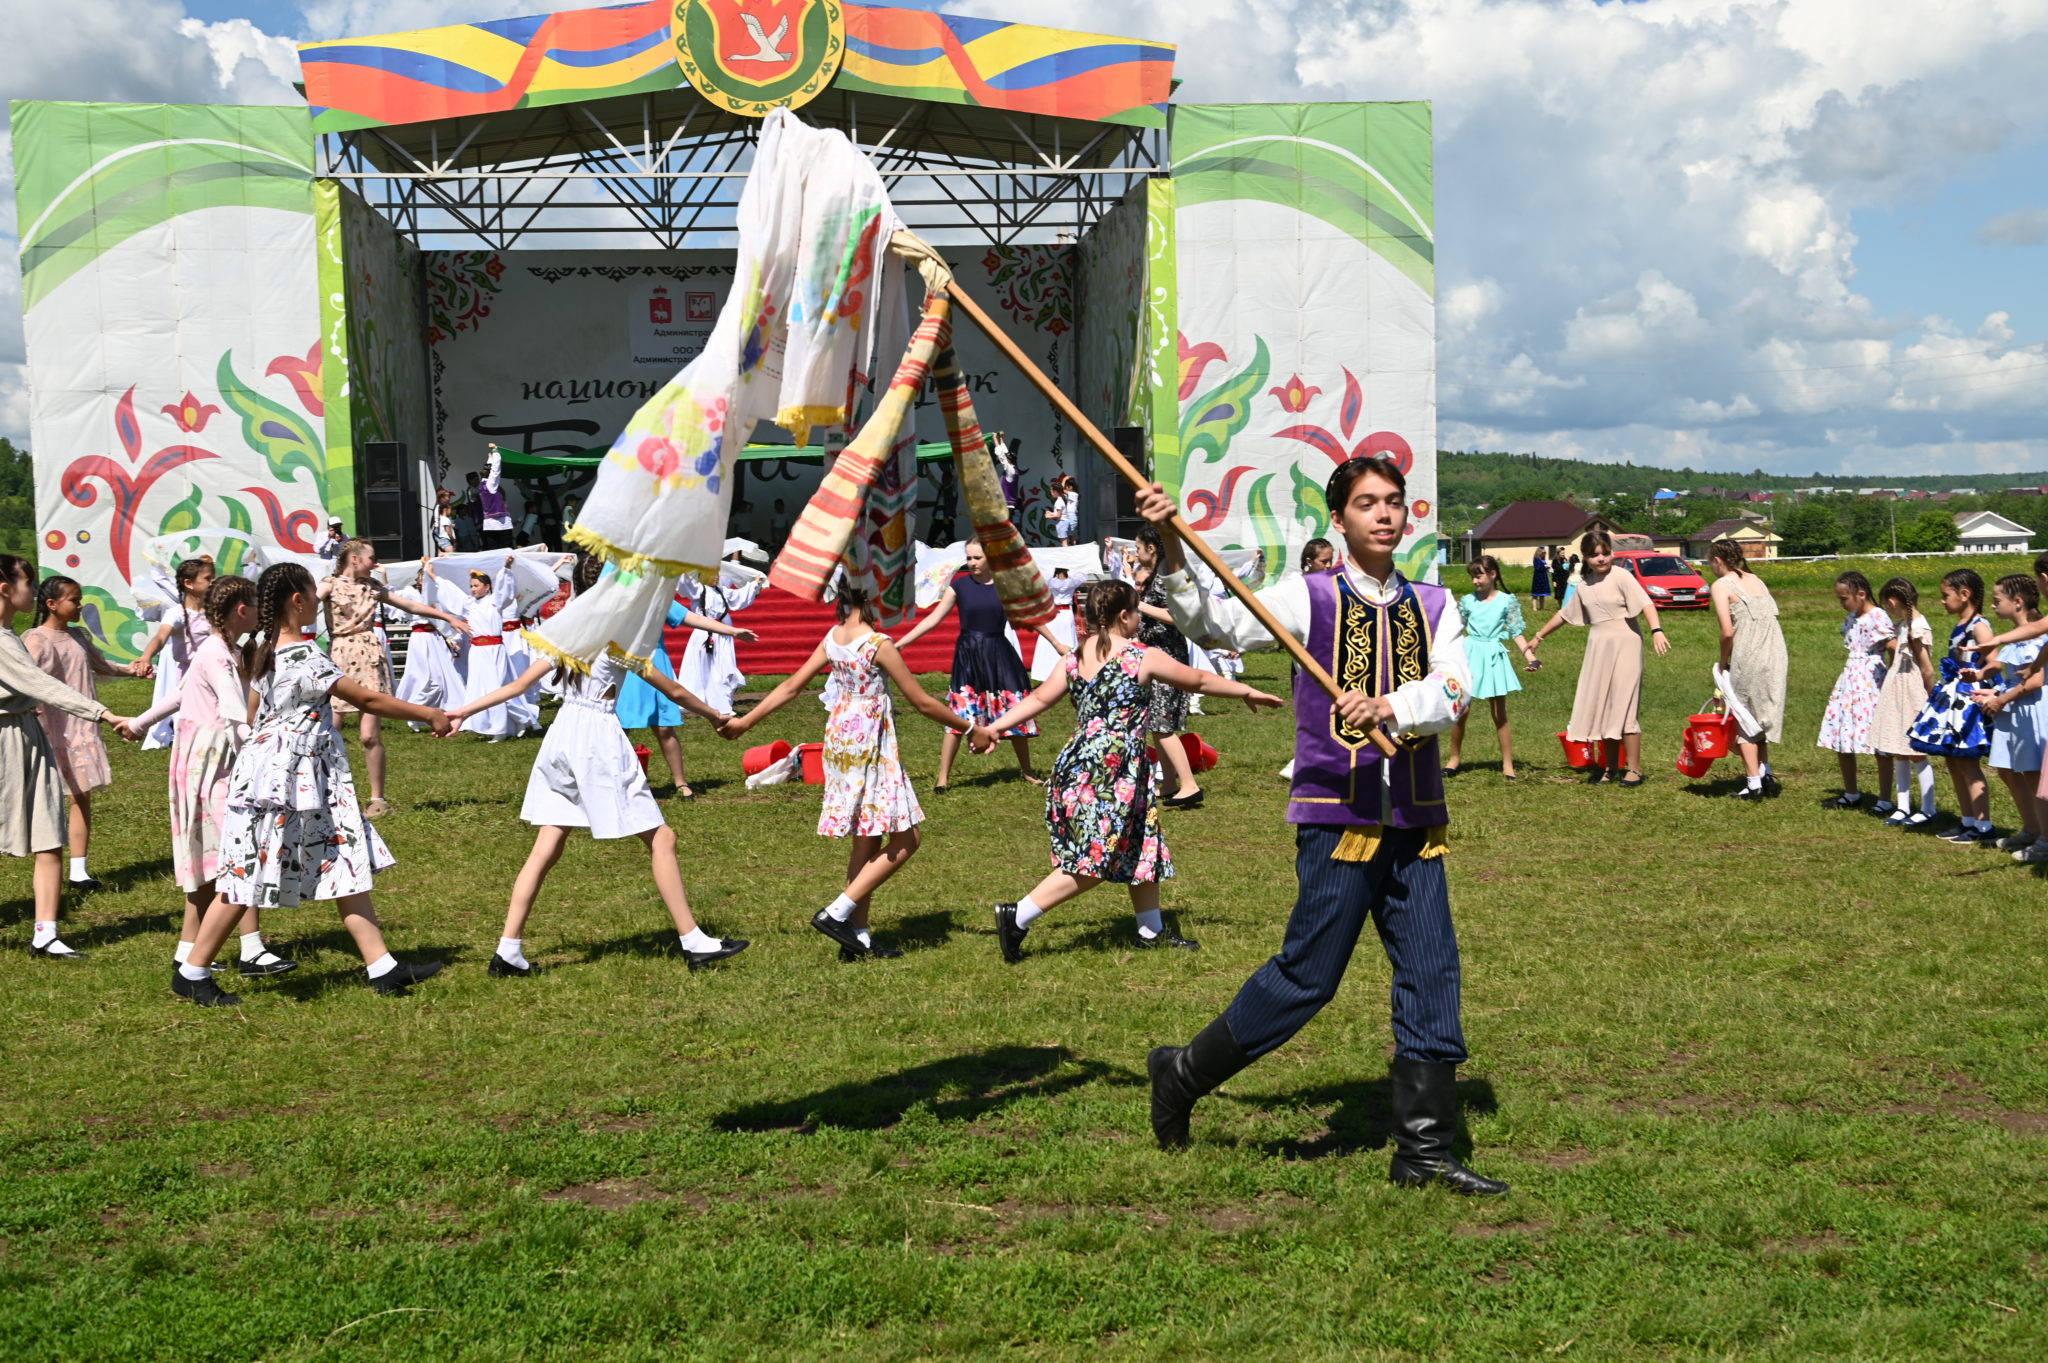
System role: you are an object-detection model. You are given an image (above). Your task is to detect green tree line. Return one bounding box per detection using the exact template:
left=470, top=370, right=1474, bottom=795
left=0, top=438, right=32, bottom=557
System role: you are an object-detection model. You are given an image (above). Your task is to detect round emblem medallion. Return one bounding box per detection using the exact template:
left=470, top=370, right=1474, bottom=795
left=673, top=0, right=845, bottom=117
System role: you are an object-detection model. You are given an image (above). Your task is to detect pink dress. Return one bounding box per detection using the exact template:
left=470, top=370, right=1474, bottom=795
left=817, top=632, right=923, bottom=838
left=23, top=626, right=115, bottom=795
left=1817, top=609, right=1892, bottom=754
left=134, top=635, right=252, bottom=891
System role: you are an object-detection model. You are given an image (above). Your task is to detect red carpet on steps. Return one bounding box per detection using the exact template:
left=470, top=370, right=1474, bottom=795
left=663, top=585, right=1021, bottom=679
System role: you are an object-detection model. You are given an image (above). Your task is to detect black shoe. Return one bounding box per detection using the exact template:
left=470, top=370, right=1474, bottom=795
left=1162, top=790, right=1205, bottom=810
left=171, top=969, right=241, bottom=1008
left=683, top=938, right=749, bottom=971
left=30, top=939, right=87, bottom=961
left=1762, top=774, right=1783, bottom=799
left=994, top=903, right=1028, bottom=963
left=1730, top=785, right=1765, bottom=801
left=1147, top=1014, right=1252, bottom=1149
left=487, top=954, right=535, bottom=977
left=838, top=941, right=903, bottom=961
left=1386, top=1057, right=1509, bottom=1196
left=237, top=952, right=299, bottom=978
left=1826, top=792, right=1865, bottom=809
left=810, top=910, right=867, bottom=955
left=1585, top=767, right=1609, bottom=784
left=67, top=875, right=104, bottom=893
left=368, top=959, right=444, bottom=996
left=1135, top=928, right=1200, bottom=951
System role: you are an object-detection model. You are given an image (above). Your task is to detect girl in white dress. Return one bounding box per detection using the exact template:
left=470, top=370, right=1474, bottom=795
left=394, top=558, right=468, bottom=729
left=453, top=557, right=749, bottom=977
left=173, top=562, right=455, bottom=1007
left=720, top=588, right=981, bottom=960
left=442, top=555, right=540, bottom=740
left=678, top=566, right=768, bottom=714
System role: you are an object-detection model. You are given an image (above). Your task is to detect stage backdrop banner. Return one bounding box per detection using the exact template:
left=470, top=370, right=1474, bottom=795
left=1167, top=102, right=1436, bottom=580
left=12, top=101, right=336, bottom=659
left=425, top=246, right=1074, bottom=542
left=319, top=185, right=435, bottom=481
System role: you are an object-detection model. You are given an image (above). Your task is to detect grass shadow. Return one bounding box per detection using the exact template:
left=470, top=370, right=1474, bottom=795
left=883, top=910, right=956, bottom=952
left=1227, top=1075, right=1501, bottom=1162
left=712, top=1045, right=1129, bottom=1132
left=1679, top=776, right=1750, bottom=800
left=407, top=795, right=506, bottom=813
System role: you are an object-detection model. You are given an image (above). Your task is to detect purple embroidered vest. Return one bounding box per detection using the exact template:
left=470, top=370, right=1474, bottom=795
left=1286, top=570, right=1450, bottom=829
left=478, top=482, right=509, bottom=522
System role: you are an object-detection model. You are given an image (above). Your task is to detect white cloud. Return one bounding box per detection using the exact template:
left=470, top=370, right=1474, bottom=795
left=1980, top=206, right=2048, bottom=246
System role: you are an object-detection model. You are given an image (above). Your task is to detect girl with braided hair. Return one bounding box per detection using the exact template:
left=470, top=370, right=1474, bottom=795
left=987, top=579, right=1283, bottom=962
left=172, top=563, right=454, bottom=1006
left=122, top=575, right=295, bottom=981
left=26, top=575, right=148, bottom=889
left=0, top=555, right=138, bottom=960
left=134, top=556, right=215, bottom=750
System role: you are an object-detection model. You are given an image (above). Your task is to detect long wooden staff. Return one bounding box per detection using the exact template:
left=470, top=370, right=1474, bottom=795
left=939, top=277, right=1401, bottom=759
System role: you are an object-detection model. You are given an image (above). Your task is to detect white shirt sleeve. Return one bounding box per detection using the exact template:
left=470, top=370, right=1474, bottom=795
left=1387, top=599, right=1471, bottom=736
left=1159, top=569, right=1310, bottom=653
left=485, top=448, right=502, bottom=494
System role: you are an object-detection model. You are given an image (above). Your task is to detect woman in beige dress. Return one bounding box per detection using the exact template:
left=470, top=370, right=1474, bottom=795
left=1707, top=541, right=1788, bottom=800
left=0, top=554, right=137, bottom=960
left=1528, top=530, right=1669, bottom=785
left=321, top=540, right=471, bottom=817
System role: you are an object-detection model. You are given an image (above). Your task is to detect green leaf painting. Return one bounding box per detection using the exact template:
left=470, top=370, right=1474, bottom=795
left=1165, top=337, right=1269, bottom=498
left=217, top=351, right=326, bottom=504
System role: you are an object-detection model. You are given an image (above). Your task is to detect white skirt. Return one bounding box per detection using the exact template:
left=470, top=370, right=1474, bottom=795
left=142, top=651, right=184, bottom=750
left=396, top=628, right=462, bottom=728
left=460, top=639, right=538, bottom=738
left=1029, top=607, right=1077, bottom=683
left=520, top=702, right=663, bottom=839
left=678, top=629, right=746, bottom=713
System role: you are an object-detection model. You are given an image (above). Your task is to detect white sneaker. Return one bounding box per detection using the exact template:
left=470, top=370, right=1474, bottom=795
left=1995, top=832, right=2037, bottom=852
left=2018, top=841, right=2048, bottom=864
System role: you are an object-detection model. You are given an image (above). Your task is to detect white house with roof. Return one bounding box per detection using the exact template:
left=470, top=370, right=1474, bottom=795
left=1954, top=510, right=2033, bottom=555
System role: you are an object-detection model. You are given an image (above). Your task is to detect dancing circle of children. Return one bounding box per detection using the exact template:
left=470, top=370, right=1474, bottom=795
left=615, top=584, right=757, bottom=798
left=134, top=555, right=216, bottom=751
left=118, top=575, right=296, bottom=978
left=27, top=575, right=150, bottom=890
left=447, top=555, right=751, bottom=976
left=1442, top=555, right=1534, bottom=781
left=170, top=562, right=457, bottom=1007
left=984, top=577, right=1283, bottom=963
left=1905, top=569, right=1997, bottom=844
left=1957, top=573, right=2048, bottom=855
left=894, top=538, right=1067, bottom=791
left=321, top=540, right=473, bottom=815
left=1872, top=577, right=1938, bottom=828
left=717, top=586, right=989, bottom=961
left=0, top=554, right=138, bottom=962
left=1131, top=457, right=1509, bottom=1196
left=441, top=554, right=546, bottom=740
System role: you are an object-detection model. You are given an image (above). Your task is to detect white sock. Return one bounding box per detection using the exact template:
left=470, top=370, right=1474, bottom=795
left=174, top=940, right=193, bottom=964
left=1762, top=762, right=1774, bottom=776
left=1013, top=896, right=1045, bottom=929
left=364, top=953, right=398, bottom=979
left=678, top=928, right=718, bottom=953
left=1746, top=774, right=1763, bottom=791
left=239, top=932, right=267, bottom=963
left=1135, top=908, right=1164, bottom=939
left=1917, top=762, right=1937, bottom=816
left=824, top=893, right=858, bottom=922
left=856, top=928, right=872, bottom=948
left=498, top=937, right=529, bottom=967
left=178, top=963, right=211, bottom=982
left=31, top=921, right=58, bottom=949
left=68, top=856, right=89, bottom=880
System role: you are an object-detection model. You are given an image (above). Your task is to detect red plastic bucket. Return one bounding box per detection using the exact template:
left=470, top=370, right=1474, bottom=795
left=1686, top=713, right=1733, bottom=759
left=1559, top=733, right=1599, bottom=768
left=742, top=740, right=793, bottom=776
left=632, top=743, right=652, bottom=774
left=1675, top=741, right=1713, bottom=779
left=1179, top=732, right=1219, bottom=773
left=797, top=742, right=826, bottom=784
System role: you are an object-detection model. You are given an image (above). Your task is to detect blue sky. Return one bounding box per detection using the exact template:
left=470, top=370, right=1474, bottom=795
left=4, top=0, right=2048, bottom=477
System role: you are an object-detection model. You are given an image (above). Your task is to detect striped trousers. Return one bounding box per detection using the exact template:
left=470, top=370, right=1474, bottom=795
left=1225, top=824, right=1468, bottom=1064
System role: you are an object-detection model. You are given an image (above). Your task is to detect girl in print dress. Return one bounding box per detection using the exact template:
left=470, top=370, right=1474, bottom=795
left=1968, top=573, right=2047, bottom=855
left=173, top=563, right=456, bottom=1008
left=122, top=575, right=294, bottom=983
left=1908, top=568, right=1997, bottom=844
left=985, top=580, right=1283, bottom=963
left=1444, top=556, right=1534, bottom=781
left=897, top=539, right=1067, bottom=792
left=1816, top=571, right=1893, bottom=809
left=1872, top=578, right=1938, bottom=830
left=135, top=557, right=215, bottom=751
left=25, top=576, right=148, bottom=890
left=451, top=555, right=748, bottom=977
left=722, top=588, right=981, bottom=961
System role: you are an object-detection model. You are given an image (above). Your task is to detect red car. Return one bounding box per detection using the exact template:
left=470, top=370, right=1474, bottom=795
left=1612, top=550, right=1711, bottom=609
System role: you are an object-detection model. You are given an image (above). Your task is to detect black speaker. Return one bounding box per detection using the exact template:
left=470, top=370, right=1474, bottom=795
left=1109, top=426, right=1143, bottom=536
left=357, top=442, right=425, bottom=561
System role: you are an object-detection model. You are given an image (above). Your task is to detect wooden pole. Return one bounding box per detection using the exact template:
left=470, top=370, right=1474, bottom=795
left=941, top=277, right=1401, bottom=758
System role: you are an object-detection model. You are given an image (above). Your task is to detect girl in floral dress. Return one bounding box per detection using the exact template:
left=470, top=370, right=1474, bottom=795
left=172, top=563, right=456, bottom=1007
left=1909, top=568, right=1998, bottom=843
left=1816, top=571, right=1894, bottom=809
left=985, top=581, right=1283, bottom=963
left=721, top=588, right=980, bottom=960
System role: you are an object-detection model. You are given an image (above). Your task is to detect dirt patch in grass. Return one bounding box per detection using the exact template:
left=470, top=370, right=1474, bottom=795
left=544, top=1178, right=705, bottom=1210
left=1995, top=1112, right=2048, bottom=1136
left=1766, top=1231, right=1853, bottom=1254
left=1453, top=1219, right=1552, bottom=1240
left=1478, top=1257, right=1533, bottom=1286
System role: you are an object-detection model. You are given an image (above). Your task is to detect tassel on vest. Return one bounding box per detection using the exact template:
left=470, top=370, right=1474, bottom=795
left=1330, top=824, right=1451, bottom=863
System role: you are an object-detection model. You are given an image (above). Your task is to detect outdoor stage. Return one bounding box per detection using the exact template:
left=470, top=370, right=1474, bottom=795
left=16, top=1, right=1438, bottom=660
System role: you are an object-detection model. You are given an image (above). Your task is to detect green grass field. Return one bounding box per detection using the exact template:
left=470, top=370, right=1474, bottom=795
left=5, top=557, right=2048, bottom=1360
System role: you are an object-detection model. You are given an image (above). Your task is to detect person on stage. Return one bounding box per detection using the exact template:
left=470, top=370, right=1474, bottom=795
left=478, top=445, right=517, bottom=549
left=1134, top=456, right=1508, bottom=1196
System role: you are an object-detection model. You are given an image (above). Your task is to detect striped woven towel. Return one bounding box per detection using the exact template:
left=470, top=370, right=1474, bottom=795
left=769, top=293, right=950, bottom=615
left=934, top=346, right=1055, bottom=628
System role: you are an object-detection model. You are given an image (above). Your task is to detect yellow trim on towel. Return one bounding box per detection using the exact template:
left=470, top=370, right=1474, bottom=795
left=775, top=404, right=848, bottom=449
left=563, top=524, right=721, bottom=584
left=521, top=630, right=592, bottom=677
left=1329, top=824, right=1451, bottom=863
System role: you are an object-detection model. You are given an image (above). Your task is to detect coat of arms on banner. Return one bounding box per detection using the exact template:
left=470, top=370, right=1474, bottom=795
left=673, top=0, right=845, bottom=117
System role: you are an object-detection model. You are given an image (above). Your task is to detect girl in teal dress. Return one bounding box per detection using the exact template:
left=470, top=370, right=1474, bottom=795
left=1446, top=555, right=1535, bottom=780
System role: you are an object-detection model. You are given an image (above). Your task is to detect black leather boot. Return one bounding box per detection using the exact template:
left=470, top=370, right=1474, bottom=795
left=1147, top=1014, right=1251, bottom=1149
left=1387, top=1057, right=1509, bottom=1196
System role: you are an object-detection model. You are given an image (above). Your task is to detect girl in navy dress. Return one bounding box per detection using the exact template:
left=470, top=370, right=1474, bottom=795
left=1966, top=574, right=2046, bottom=854
left=1908, top=568, right=1996, bottom=844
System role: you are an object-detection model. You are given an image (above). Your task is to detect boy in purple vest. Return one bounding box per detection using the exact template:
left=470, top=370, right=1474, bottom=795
left=1135, top=455, right=1506, bottom=1196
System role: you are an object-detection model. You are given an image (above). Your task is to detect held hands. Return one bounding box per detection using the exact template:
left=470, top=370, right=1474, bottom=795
left=427, top=708, right=458, bottom=737
left=1334, top=690, right=1396, bottom=731
left=108, top=715, right=142, bottom=742
left=967, top=724, right=999, bottom=755
left=1240, top=686, right=1285, bottom=713
left=1974, top=690, right=2008, bottom=716
left=713, top=713, right=748, bottom=740
left=123, top=660, right=151, bottom=678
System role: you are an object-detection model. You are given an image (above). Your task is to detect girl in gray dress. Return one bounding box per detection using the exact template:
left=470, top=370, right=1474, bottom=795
left=1708, top=540, right=1788, bottom=800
